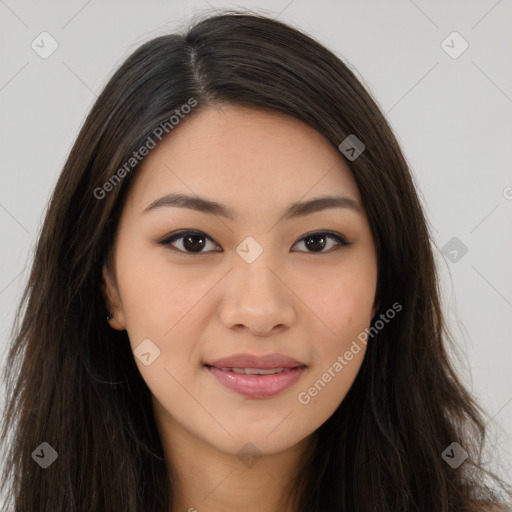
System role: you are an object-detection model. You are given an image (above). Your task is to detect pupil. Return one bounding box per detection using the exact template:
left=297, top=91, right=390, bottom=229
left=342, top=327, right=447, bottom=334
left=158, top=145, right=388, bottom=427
left=305, top=234, right=326, bottom=252
left=184, top=234, right=205, bottom=252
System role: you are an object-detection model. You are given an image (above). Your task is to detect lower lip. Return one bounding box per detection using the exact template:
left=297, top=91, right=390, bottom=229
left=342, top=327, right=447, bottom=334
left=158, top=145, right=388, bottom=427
left=205, top=365, right=306, bottom=398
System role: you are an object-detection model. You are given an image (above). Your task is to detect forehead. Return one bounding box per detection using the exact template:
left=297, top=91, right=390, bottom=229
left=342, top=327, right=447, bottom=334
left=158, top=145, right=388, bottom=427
left=125, top=104, right=362, bottom=217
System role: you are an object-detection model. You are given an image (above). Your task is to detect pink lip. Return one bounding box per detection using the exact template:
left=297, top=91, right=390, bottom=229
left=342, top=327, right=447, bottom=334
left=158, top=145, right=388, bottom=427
left=204, top=353, right=307, bottom=399
left=205, top=353, right=304, bottom=369
left=206, top=366, right=306, bottom=398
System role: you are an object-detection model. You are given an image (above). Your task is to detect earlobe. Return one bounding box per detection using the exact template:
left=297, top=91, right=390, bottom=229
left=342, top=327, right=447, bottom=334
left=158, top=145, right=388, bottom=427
left=101, top=263, right=126, bottom=330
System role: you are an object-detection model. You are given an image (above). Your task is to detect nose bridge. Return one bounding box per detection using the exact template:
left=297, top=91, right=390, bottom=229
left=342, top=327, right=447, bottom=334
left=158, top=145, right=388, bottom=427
left=232, top=240, right=283, bottom=301
left=219, top=239, right=295, bottom=333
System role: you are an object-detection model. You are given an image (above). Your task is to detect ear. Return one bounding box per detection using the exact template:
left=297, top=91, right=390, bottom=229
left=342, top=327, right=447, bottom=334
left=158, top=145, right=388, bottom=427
left=101, top=263, right=126, bottom=330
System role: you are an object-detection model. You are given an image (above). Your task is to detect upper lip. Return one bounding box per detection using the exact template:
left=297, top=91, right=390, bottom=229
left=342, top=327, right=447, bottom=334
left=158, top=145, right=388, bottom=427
left=205, top=353, right=306, bottom=369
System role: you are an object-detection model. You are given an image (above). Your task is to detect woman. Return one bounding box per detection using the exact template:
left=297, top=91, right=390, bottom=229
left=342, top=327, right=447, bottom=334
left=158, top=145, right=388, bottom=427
left=1, top=11, right=510, bottom=512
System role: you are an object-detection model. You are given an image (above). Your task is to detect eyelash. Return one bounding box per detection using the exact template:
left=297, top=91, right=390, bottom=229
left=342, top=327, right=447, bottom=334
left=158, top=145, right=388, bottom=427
left=158, top=229, right=351, bottom=255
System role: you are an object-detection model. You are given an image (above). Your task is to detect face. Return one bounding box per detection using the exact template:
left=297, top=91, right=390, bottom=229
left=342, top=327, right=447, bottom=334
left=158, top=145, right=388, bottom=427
left=102, top=104, right=378, bottom=458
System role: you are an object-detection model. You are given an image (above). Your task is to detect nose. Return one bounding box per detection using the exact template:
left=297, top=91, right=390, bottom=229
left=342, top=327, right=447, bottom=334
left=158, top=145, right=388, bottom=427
left=218, top=259, right=296, bottom=337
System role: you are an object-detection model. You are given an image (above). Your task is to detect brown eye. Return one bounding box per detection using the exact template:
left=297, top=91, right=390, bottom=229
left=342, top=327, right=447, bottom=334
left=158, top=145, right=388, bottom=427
left=159, top=229, right=350, bottom=256
left=292, top=231, right=350, bottom=253
left=159, top=230, right=220, bottom=254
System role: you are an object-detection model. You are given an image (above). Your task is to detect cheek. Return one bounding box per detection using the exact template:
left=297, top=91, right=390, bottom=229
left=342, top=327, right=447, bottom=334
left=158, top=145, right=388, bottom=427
left=115, top=238, right=202, bottom=337
left=115, top=250, right=210, bottom=391
left=300, top=261, right=376, bottom=346
left=297, top=275, right=373, bottom=412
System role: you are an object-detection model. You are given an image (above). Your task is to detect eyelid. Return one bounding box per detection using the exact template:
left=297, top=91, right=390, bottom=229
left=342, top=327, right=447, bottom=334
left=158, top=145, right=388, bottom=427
left=157, top=229, right=351, bottom=255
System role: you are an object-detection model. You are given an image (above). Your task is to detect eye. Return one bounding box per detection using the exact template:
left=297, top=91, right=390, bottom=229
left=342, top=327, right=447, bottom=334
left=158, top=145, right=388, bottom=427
left=158, top=230, right=351, bottom=255
left=291, top=231, right=351, bottom=253
left=158, top=230, right=221, bottom=254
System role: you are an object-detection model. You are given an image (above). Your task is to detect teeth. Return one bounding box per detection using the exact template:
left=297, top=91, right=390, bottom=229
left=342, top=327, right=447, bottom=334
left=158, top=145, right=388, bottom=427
left=220, top=367, right=286, bottom=375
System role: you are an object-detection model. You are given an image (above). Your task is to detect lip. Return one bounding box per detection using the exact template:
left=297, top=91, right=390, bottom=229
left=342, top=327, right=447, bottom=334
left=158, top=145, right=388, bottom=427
left=205, top=353, right=305, bottom=370
left=206, top=366, right=306, bottom=398
left=204, top=353, right=307, bottom=399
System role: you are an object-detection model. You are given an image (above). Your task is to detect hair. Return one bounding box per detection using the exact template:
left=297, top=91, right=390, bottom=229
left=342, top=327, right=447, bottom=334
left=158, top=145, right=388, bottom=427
left=1, top=10, right=510, bottom=512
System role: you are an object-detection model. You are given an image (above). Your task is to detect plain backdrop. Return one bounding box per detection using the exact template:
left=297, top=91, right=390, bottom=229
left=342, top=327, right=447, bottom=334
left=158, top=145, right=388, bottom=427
left=1, top=0, right=511, bottom=494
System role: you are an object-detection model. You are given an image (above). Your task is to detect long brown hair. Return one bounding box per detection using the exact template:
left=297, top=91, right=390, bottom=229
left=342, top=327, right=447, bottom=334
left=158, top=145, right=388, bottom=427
left=1, top=10, right=510, bottom=512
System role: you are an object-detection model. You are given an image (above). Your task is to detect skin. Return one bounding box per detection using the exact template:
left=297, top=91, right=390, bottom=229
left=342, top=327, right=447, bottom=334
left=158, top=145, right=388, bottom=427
left=102, top=104, right=378, bottom=512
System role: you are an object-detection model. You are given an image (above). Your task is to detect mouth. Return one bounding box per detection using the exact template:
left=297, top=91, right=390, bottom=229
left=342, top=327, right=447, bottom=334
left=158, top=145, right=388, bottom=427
left=203, top=353, right=307, bottom=399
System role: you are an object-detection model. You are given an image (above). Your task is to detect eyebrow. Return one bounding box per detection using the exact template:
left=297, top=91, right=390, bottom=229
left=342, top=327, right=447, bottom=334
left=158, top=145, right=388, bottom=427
left=142, top=192, right=363, bottom=220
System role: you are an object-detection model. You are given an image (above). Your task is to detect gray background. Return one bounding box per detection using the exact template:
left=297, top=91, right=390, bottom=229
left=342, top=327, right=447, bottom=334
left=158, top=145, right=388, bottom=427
left=1, top=0, right=511, bottom=491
